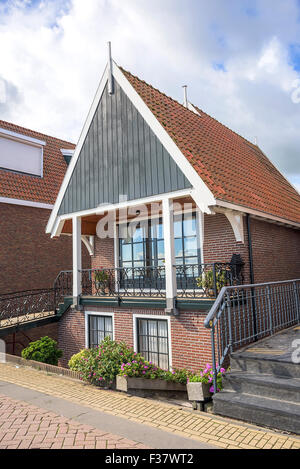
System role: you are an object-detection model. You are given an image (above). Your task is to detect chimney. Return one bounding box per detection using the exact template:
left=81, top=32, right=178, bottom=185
left=108, top=41, right=114, bottom=95
left=182, top=85, right=188, bottom=108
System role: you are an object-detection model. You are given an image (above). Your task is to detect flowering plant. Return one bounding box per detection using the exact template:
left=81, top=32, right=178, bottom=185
left=187, top=364, right=226, bottom=392
left=119, top=358, right=190, bottom=384
left=70, top=336, right=137, bottom=387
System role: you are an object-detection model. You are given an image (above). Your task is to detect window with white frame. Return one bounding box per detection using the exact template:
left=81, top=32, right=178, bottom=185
left=136, top=318, right=169, bottom=369
left=88, top=314, right=113, bottom=348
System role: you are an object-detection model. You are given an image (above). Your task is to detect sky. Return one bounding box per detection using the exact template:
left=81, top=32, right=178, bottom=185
left=0, top=0, right=300, bottom=192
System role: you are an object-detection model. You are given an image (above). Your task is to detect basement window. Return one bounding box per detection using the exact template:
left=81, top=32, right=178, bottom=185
left=136, top=318, right=169, bottom=369
left=88, top=314, right=113, bottom=348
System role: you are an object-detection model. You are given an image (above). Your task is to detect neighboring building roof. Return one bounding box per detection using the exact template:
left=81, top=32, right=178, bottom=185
left=121, top=68, right=300, bottom=225
left=0, top=120, right=75, bottom=205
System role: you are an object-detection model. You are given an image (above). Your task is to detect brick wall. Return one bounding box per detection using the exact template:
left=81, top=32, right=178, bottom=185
left=250, top=218, right=300, bottom=283
left=203, top=213, right=250, bottom=282
left=2, top=322, right=58, bottom=356
left=91, top=237, right=114, bottom=270
left=57, top=306, right=212, bottom=371
left=58, top=308, right=86, bottom=367
left=0, top=203, right=91, bottom=294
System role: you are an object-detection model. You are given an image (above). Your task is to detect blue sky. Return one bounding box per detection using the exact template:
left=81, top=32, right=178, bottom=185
left=0, top=0, right=299, bottom=191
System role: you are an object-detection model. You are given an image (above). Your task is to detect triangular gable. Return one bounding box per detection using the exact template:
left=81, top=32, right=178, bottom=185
left=58, top=79, right=191, bottom=216
left=46, top=62, right=216, bottom=234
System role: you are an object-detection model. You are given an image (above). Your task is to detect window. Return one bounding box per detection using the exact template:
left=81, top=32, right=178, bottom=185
left=88, top=315, right=113, bottom=348
left=174, top=212, right=200, bottom=266
left=0, top=130, right=44, bottom=177
left=119, top=218, right=164, bottom=270
left=137, top=318, right=169, bottom=369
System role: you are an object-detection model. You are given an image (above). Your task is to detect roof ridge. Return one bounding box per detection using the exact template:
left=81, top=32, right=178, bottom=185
left=0, top=119, right=75, bottom=147
left=120, top=66, right=262, bottom=150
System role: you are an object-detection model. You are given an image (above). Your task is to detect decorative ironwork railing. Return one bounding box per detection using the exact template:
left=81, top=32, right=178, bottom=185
left=0, top=288, right=56, bottom=329
left=175, top=262, right=243, bottom=298
left=81, top=267, right=166, bottom=298
left=204, top=279, right=300, bottom=393
left=53, top=261, right=244, bottom=300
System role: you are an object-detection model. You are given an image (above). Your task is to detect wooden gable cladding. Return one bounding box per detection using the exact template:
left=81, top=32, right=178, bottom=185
left=57, top=80, right=191, bottom=216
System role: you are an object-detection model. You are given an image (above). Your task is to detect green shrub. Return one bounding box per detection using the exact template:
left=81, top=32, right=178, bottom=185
left=68, top=349, right=90, bottom=371
left=72, top=336, right=138, bottom=387
left=21, top=336, right=62, bottom=366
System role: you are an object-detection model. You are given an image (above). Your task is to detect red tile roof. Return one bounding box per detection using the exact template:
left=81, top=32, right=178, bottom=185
left=121, top=68, right=300, bottom=225
left=0, top=120, right=75, bottom=205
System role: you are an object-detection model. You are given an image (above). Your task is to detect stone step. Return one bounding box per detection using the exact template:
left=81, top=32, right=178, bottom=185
left=213, top=391, right=300, bottom=435
left=230, top=354, right=300, bottom=378
left=223, top=372, right=300, bottom=403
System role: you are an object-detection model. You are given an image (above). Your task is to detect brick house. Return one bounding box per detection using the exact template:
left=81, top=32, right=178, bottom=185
left=0, top=120, right=91, bottom=353
left=46, top=57, right=300, bottom=369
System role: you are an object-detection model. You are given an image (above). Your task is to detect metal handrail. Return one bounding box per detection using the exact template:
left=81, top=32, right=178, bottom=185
left=204, top=278, right=300, bottom=393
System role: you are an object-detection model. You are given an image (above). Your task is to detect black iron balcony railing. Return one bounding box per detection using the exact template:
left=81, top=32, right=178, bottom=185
left=53, top=261, right=243, bottom=300
left=0, top=288, right=56, bottom=329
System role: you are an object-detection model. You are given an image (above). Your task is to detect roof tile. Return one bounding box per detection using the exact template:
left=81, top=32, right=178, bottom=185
left=121, top=67, right=300, bottom=224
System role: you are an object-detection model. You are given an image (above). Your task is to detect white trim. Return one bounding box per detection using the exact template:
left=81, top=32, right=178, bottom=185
left=187, top=102, right=201, bottom=116
left=162, top=198, right=176, bottom=303
left=81, top=235, right=95, bottom=256
left=0, top=127, right=46, bottom=147
left=85, top=311, right=115, bottom=348
left=72, top=216, right=82, bottom=298
left=0, top=196, right=53, bottom=210
left=60, top=149, right=74, bottom=157
left=224, top=211, right=245, bottom=244
left=46, top=65, right=109, bottom=234
left=196, top=209, right=205, bottom=264
left=132, top=313, right=173, bottom=369
left=51, top=188, right=194, bottom=237
left=215, top=199, right=300, bottom=230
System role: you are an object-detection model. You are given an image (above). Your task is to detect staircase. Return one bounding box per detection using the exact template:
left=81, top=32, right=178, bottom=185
left=204, top=280, right=300, bottom=435
left=213, top=335, right=300, bottom=434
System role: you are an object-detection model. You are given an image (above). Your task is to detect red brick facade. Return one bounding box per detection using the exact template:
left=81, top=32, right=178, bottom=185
left=0, top=203, right=90, bottom=294
left=55, top=212, right=300, bottom=371
left=58, top=306, right=212, bottom=371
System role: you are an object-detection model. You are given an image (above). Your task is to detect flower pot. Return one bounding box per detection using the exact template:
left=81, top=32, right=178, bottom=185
left=116, top=375, right=186, bottom=393
left=187, top=382, right=211, bottom=401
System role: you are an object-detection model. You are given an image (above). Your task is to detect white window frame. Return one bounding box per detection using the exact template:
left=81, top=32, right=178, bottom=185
left=132, top=314, right=172, bottom=369
left=85, top=311, right=115, bottom=348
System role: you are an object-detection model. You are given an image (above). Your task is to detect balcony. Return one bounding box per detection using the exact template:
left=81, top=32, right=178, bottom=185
left=54, top=261, right=244, bottom=309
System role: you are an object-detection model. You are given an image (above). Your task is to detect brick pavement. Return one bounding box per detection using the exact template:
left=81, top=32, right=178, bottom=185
left=0, top=363, right=299, bottom=450
left=0, top=394, right=148, bottom=449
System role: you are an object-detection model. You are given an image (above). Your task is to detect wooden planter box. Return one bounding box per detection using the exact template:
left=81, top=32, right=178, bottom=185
left=116, top=375, right=186, bottom=393
left=187, top=382, right=211, bottom=401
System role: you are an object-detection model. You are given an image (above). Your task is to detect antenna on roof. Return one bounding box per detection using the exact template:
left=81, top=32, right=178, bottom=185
left=182, top=85, right=188, bottom=108
left=254, top=136, right=258, bottom=146
left=108, top=41, right=114, bottom=95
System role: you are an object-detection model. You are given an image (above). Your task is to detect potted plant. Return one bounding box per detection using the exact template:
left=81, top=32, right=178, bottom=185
left=187, top=365, right=226, bottom=401
left=94, top=269, right=109, bottom=295
left=196, top=269, right=227, bottom=296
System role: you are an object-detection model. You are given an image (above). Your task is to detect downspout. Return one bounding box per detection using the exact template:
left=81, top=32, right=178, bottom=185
left=246, top=214, right=257, bottom=340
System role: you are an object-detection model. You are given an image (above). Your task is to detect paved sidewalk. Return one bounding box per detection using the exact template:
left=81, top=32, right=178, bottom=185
left=0, top=363, right=299, bottom=450
left=0, top=394, right=148, bottom=449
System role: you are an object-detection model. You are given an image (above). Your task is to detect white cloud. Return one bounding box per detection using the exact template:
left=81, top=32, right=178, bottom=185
left=0, top=0, right=299, bottom=185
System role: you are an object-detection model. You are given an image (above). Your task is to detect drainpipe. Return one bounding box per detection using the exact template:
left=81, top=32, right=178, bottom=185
left=247, top=214, right=257, bottom=340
